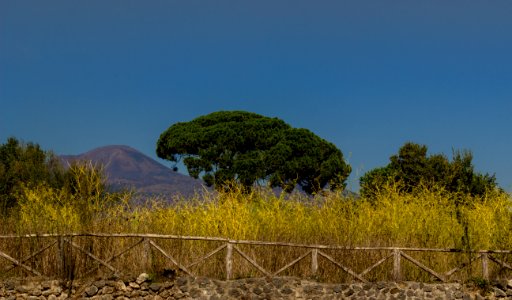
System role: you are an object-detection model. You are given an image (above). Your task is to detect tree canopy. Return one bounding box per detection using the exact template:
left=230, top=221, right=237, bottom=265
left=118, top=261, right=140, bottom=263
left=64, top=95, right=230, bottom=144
left=0, top=137, right=66, bottom=213
left=359, top=142, right=499, bottom=198
left=157, top=111, right=351, bottom=194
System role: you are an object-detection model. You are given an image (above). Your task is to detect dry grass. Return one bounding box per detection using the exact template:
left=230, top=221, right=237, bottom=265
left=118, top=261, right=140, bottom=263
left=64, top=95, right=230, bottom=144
left=1, top=169, right=511, bottom=282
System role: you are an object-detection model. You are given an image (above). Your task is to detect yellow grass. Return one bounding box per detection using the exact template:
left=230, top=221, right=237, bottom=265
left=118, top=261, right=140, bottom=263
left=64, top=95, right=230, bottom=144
left=1, top=171, right=511, bottom=281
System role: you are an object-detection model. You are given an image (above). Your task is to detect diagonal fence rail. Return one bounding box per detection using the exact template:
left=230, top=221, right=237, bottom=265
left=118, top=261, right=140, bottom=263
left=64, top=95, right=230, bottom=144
left=1, top=233, right=511, bottom=283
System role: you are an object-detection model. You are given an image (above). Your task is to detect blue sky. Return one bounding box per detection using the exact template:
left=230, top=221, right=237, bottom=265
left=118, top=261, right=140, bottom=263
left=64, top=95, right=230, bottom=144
left=1, top=1, right=512, bottom=191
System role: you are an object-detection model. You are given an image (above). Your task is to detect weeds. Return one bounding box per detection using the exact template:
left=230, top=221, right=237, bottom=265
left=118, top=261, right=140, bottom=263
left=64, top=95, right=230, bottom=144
left=0, top=172, right=511, bottom=282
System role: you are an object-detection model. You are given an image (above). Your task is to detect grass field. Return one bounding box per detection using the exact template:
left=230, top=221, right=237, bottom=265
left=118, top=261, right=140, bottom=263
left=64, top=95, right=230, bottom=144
left=1, top=174, right=512, bottom=282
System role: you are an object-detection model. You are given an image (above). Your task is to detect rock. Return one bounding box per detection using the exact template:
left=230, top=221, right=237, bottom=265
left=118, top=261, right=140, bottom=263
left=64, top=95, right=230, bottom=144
left=263, top=284, right=272, bottom=294
left=189, top=287, right=204, bottom=298
left=42, top=286, right=62, bottom=297
left=493, top=279, right=508, bottom=290
left=475, top=294, right=486, bottom=300
left=129, top=282, right=140, bottom=289
left=149, top=282, right=163, bottom=292
left=332, top=285, right=344, bottom=293
left=92, top=295, right=113, bottom=300
left=3, top=277, right=511, bottom=299
left=228, top=288, right=241, bottom=297
left=115, top=280, right=127, bottom=292
left=494, top=287, right=507, bottom=298
left=179, top=283, right=189, bottom=292
left=41, top=281, right=52, bottom=290
left=453, top=290, right=464, bottom=299
left=159, top=290, right=170, bottom=298
left=101, top=286, right=114, bottom=294
left=95, top=280, right=106, bottom=289
left=176, top=277, right=188, bottom=287
left=303, top=284, right=323, bottom=295
left=16, top=285, right=32, bottom=293
left=253, top=286, right=263, bottom=295
left=136, top=273, right=151, bottom=284
left=30, top=288, right=42, bottom=296
left=85, top=285, right=99, bottom=297
left=272, top=278, right=286, bottom=288
left=281, top=287, right=294, bottom=295
left=376, top=282, right=388, bottom=290
left=215, top=285, right=225, bottom=295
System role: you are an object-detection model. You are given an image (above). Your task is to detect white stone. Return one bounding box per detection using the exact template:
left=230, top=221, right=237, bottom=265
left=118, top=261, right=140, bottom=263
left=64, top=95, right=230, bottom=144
left=136, top=273, right=151, bottom=284
left=129, top=282, right=140, bottom=289
left=115, top=280, right=127, bottom=292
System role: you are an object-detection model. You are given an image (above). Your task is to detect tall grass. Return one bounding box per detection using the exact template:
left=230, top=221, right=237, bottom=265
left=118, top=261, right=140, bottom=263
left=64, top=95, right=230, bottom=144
left=1, top=169, right=511, bottom=282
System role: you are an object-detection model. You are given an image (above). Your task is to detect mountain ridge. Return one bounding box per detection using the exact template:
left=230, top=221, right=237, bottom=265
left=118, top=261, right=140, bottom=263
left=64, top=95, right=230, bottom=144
left=60, top=145, right=204, bottom=197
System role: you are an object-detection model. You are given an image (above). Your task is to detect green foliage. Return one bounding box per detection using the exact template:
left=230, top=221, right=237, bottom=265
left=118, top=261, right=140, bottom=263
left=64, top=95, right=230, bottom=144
left=0, top=137, right=66, bottom=213
left=0, top=137, right=125, bottom=220
left=468, top=277, right=492, bottom=294
left=157, top=111, right=351, bottom=194
left=360, top=142, right=499, bottom=199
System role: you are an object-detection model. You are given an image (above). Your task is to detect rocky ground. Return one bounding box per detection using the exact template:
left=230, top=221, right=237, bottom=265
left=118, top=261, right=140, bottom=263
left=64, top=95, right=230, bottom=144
left=1, top=273, right=512, bottom=299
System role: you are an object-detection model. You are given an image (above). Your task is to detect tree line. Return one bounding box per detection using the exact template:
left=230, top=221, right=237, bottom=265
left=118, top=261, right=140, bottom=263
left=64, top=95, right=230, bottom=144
left=157, top=111, right=499, bottom=197
left=1, top=111, right=501, bottom=214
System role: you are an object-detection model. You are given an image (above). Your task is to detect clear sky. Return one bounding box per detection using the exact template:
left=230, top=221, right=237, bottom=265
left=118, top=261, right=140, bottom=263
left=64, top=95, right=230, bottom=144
left=1, top=1, right=512, bottom=191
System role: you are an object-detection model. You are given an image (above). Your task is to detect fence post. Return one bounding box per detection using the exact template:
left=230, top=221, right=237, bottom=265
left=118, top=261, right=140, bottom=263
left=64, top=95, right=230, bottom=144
left=57, top=236, right=65, bottom=279
left=311, top=248, right=318, bottom=275
left=142, top=238, right=152, bottom=271
left=393, top=248, right=401, bottom=281
left=481, top=253, right=489, bottom=280
left=226, top=242, right=233, bottom=280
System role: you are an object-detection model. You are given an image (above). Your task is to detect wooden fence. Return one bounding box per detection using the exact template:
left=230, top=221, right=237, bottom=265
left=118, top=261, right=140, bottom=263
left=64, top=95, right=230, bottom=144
left=1, top=233, right=511, bottom=282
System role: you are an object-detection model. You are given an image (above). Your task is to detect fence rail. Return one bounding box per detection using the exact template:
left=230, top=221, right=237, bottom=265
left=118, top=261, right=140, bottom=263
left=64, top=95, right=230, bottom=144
left=1, top=233, right=511, bottom=282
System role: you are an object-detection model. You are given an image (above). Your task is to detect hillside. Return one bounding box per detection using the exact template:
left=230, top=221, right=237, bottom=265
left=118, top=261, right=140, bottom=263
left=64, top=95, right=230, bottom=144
left=60, top=145, right=204, bottom=197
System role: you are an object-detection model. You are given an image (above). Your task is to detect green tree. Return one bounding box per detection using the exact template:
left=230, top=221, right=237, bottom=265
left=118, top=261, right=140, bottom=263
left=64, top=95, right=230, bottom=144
left=0, top=137, right=66, bottom=213
left=157, top=111, right=351, bottom=194
left=360, top=142, right=498, bottom=198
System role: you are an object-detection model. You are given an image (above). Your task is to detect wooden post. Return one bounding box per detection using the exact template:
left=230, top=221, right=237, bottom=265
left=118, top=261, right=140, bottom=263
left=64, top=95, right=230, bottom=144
left=57, top=236, right=65, bottom=279
left=226, top=243, right=233, bottom=280
left=393, top=249, right=401, bottom=281
left=481, top=253, right=489, bottom=280
left=142, top=238, right=151, bottom=271
left=311, top=248, right=318, bottom=275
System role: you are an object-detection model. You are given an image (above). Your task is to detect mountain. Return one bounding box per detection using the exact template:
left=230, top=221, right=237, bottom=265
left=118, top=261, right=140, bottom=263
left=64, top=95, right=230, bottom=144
left=60, top=145, right=204, bottom=198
